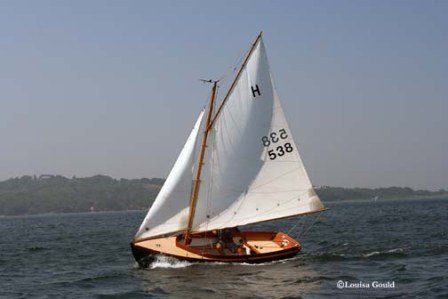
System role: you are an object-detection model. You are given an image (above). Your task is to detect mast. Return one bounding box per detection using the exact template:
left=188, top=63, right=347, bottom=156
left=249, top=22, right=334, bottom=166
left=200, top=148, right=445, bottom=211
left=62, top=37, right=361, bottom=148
left=207, top=31, right=263, bottom=131
left=184, top=80, right=218, bottom=243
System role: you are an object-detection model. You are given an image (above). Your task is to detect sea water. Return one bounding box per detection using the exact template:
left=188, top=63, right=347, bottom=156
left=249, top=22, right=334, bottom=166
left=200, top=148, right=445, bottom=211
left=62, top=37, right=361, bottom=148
left=1, top=198, right=447, bottom=298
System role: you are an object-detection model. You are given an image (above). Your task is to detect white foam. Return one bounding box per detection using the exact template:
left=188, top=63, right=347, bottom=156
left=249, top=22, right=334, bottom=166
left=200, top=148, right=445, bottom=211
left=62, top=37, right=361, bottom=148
left=363, top=251, right=381, bottom=257
left=386, top=248, right=403, bottom=253
left=363, top=248, right=403, bottom=257
left=148, top=254, right=301, bottom=269
left=149, top=255, right=193, bottom=269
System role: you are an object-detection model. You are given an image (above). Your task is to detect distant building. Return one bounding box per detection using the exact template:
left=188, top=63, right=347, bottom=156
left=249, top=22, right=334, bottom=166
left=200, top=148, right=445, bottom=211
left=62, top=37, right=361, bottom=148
left=38, top=175, right=55, bottom=180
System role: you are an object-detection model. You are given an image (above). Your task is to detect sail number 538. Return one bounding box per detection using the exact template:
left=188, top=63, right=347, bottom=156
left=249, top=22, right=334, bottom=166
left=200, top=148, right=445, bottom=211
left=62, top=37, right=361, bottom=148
left=261, top=129, right=294, bottom=160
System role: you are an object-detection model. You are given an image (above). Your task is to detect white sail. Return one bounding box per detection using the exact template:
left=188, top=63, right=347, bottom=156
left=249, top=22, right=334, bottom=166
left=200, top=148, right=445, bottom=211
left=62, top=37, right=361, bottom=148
left=135, top=110, right=205, bottom=240
left=192, top=37, right=325, bottom=232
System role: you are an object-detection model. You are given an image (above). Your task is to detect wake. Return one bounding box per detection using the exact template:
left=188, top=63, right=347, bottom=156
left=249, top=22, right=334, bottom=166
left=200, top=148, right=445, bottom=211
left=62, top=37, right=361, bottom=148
left=145, top=254, right=300, bottom=269
left=149, top=255, right=193, bottom=269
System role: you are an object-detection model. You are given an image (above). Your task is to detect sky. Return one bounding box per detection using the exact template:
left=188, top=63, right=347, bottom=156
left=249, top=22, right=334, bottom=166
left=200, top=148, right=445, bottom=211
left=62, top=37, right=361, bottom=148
left=0, top=0, right=447, bottom=190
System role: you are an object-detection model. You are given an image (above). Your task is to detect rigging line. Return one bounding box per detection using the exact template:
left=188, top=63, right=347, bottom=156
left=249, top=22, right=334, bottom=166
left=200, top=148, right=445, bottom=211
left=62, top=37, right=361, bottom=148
left=287, top=217, right=305, bottom=236
left=205, top=121, right=216, bottom=233
left=214, top=42, right=247, bottom=91
left=232, top=43, right=248, bottom=71
left=216, top=51, right=242, bottom=88
left=202, top=81, right=219, bottom=235
left=287, top=215, right=310, bottom=241
left=297, top=212, right=324, bottom=239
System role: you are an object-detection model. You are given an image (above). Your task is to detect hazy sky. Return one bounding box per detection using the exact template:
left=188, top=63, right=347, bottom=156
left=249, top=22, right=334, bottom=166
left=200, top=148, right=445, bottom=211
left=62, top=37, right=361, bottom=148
left=1, top=0, right=447, bottom=189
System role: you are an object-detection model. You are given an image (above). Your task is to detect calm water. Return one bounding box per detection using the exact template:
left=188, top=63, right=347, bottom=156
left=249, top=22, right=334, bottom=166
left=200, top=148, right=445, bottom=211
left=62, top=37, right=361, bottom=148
left=1, top=198, right=447, bottom=298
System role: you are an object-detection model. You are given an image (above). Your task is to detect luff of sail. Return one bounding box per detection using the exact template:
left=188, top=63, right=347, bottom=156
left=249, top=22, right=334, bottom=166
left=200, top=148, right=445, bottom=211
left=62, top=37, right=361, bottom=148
left=192, top=36, right=325, bottom=232
left=134, top=110, right=205, bottom=240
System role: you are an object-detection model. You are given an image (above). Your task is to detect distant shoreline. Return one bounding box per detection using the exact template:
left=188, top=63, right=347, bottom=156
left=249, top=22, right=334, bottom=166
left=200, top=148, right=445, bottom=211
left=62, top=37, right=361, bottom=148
left=1, top=196, right=447, bottom=218
left=1, top=175, right=446, bottom=216
left=325, top=195, right=448, bottom=204
left=321, top=193, right=448, bottom=202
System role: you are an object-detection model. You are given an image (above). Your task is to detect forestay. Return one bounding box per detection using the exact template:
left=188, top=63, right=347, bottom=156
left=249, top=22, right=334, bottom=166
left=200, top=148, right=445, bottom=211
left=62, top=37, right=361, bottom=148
left=135, top=111, right=205, bottom=240
left=192, top=37, right=325, bottom=232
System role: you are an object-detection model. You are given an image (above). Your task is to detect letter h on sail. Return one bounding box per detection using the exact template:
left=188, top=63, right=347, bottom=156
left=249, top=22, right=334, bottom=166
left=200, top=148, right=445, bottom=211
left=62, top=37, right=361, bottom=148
left=251, top=84, right=261, bottom=98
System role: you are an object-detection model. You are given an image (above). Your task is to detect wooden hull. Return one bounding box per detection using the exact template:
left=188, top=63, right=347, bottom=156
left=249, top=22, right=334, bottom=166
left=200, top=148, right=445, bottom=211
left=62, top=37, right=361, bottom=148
left=131, top=231, right=301, bottom=267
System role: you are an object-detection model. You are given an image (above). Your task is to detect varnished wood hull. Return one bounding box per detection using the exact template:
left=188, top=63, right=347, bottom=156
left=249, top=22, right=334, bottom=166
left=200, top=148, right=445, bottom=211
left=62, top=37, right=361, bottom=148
left=131, top=231, right=301, bottom=267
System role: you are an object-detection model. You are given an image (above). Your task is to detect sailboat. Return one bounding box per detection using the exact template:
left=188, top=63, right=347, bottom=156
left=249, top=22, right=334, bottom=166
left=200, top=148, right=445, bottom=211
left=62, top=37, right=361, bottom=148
left=131, top=32, right=326, bottom=266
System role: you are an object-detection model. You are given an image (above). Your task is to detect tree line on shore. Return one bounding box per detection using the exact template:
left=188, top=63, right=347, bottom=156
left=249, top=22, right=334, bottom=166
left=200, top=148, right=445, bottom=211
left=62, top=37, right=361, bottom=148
left=0, top=175, right=446, bottom=216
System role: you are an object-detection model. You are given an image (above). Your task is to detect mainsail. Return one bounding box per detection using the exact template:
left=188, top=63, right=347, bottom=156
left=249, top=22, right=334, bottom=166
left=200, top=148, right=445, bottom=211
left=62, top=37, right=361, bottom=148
left=191, top=36, right=325, bottom=232
left=135, top=110, right=205, bottom=240
left=135, top=33, right=324, bottom=241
